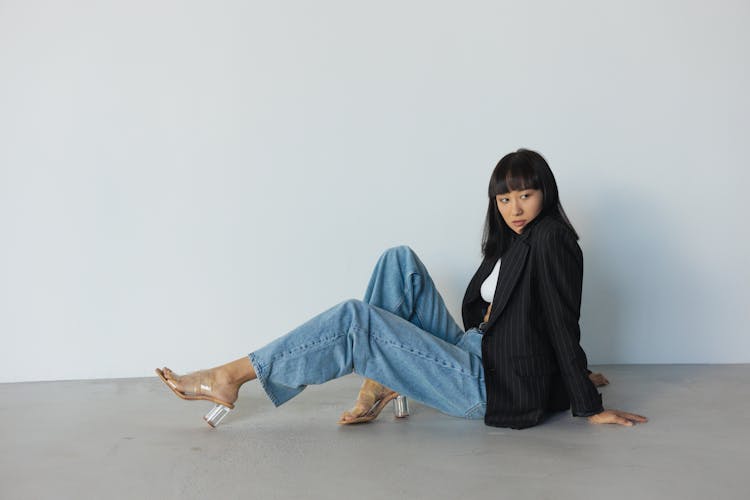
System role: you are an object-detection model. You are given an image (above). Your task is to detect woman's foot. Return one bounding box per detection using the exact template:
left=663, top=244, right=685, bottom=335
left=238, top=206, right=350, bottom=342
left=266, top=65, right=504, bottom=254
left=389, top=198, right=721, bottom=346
left=338, top=378, right=398, bottom=424
left=157, top=366, right=240, bottom=408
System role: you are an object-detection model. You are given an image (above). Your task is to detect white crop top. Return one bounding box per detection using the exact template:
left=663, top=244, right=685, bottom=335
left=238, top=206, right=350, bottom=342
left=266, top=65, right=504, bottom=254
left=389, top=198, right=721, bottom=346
left=480, top=258, right=501, bottom=303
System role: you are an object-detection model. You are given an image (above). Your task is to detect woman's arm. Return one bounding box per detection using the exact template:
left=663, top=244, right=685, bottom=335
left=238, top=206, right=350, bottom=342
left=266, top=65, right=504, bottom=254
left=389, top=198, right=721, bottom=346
left=537, top=227, right=604, bottom=416
left=538, top=227, right=646, bottom=426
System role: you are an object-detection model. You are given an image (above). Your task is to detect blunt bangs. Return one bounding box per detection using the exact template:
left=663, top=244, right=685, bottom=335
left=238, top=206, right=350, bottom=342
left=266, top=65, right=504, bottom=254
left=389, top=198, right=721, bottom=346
left=490, top=160, right=541, bottom=197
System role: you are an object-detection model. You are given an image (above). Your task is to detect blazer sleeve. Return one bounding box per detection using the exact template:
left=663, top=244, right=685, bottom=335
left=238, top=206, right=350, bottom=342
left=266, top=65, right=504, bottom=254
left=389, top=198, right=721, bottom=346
left=537, top=228, right=603, bottom=417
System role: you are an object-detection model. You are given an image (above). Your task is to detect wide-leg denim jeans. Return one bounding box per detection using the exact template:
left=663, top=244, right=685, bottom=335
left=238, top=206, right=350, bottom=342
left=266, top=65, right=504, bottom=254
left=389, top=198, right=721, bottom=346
left=248, top=245, right=487, bottom=419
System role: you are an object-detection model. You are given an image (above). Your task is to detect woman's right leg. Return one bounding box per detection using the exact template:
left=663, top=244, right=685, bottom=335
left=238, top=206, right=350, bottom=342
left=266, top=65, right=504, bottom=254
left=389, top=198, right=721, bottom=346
left=248, top=298, right=486, bottom=419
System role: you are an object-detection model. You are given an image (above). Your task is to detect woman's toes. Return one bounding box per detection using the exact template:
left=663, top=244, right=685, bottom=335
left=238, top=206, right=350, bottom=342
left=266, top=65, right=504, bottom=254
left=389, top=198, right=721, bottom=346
left=339, top=402, right=369, bottom=422
left=339, top=411, right=363, bottom=423
left=163, top=368, right=183, bottom=389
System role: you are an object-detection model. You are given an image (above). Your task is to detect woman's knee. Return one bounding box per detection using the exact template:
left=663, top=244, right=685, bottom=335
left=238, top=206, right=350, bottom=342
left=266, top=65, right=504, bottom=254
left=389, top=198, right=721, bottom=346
left=382, top=244, right=416, bottom=261
left=342, top=296, right=372, bottom=306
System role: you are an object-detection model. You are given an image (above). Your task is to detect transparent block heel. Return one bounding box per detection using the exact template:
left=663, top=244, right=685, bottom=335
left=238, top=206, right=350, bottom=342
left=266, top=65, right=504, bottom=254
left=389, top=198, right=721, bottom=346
left=393, top=395, right=409, bottom=418
left=204, top=404, right=232, bottom=428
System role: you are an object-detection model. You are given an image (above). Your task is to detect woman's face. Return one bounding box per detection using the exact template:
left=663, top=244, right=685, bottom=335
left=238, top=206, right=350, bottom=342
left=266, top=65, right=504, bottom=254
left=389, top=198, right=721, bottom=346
left=495, top=189, right=543, bottom=234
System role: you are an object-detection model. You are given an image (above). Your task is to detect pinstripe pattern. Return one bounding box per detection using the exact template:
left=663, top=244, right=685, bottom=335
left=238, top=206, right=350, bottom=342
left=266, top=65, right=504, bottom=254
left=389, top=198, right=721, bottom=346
left=461, top=215, right=603, bottom=429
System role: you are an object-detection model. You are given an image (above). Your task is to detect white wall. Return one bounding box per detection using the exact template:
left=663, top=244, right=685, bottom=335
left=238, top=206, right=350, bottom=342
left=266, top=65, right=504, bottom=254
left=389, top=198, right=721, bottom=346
left=1, top=0, right=748, bottom=382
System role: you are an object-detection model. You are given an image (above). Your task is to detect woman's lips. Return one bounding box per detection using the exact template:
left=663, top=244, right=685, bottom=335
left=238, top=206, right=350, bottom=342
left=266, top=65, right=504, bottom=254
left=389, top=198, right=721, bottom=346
left=512, top=220, right=526, bottom=227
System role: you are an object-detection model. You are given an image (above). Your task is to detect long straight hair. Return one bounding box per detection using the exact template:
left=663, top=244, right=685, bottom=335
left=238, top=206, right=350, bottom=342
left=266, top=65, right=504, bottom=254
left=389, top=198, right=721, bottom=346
left=481, top=149, right=578, bottom=259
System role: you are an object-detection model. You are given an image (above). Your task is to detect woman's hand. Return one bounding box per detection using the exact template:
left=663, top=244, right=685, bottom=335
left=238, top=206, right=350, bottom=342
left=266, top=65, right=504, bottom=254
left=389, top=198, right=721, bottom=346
left=588, top=409, right=648, bottom=426
left=588, top=372, right=609, bottom=387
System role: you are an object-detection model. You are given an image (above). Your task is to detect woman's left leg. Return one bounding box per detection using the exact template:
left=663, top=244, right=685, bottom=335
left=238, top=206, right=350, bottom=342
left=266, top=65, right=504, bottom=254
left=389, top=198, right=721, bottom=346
left=340, top=245, right=471, bottom=421
left=362, top=245, right=466, bottom=343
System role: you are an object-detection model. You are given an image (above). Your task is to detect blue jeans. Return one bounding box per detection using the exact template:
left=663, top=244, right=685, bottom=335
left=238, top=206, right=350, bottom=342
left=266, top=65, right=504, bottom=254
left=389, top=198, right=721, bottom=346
left=248, top=245, right=487, bottom=419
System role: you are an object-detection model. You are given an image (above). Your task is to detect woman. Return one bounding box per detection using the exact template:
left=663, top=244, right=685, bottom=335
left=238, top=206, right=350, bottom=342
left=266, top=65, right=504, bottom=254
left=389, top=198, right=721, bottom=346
left=156, top=149, right=647, bottom=429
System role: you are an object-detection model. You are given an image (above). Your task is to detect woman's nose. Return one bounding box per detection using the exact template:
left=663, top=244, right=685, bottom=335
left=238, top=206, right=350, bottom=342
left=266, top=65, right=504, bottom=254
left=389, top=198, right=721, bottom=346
left=512, top=201, right=523, bottom=215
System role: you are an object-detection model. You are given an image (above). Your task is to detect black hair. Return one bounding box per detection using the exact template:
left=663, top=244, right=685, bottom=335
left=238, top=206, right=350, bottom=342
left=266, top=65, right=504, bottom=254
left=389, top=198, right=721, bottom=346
left=481, top=148, right=578, bottom=259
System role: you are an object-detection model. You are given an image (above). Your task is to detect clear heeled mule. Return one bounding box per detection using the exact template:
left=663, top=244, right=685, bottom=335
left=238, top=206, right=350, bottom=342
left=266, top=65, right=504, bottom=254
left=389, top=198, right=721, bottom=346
left=155, top=368, right=236, bottom=427
left=393, top=395, right=409, bottom=418
left=204, top=404, right=233, bottom=427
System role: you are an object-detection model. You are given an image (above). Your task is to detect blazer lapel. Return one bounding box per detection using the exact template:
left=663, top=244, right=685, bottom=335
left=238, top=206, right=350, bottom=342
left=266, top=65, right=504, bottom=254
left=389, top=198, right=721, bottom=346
left=483, top=239, right=529, bottom=332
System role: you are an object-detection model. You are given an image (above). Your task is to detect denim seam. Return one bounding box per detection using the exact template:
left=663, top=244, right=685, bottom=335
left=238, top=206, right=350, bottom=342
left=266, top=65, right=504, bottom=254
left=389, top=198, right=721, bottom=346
left=464, top=401, right=487, bottom=419
left=357, top=325, right=483, bottom=381
left=391, top=292, right=406, bottom=319
left=394, top=271, right=427, bottom=330
left=266, top=333, right=347, bottom=364
left=407, top=272, right=428, bottom=330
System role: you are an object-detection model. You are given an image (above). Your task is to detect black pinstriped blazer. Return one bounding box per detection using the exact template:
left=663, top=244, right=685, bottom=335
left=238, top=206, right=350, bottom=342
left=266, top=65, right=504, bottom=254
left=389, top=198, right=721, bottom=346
left=461, top=215, right=603, bottom=429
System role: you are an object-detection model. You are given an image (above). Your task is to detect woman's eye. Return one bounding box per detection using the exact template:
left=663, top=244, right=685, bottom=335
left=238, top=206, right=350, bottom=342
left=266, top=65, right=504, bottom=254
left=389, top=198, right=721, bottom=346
left=521, top=193, right=530, bottom=199
left=499, top=198, right=509, bottom=203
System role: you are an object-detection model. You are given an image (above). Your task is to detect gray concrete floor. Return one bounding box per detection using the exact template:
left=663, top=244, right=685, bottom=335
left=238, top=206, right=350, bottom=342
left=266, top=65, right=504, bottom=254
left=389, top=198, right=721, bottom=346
left=1, top=365, right=749, bottom=500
